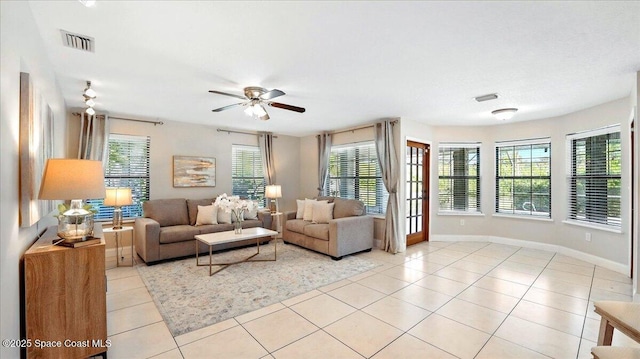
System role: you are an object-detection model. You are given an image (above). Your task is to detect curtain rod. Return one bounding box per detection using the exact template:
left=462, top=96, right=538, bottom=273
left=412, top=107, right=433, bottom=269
left=72, top=112, right=164, bottom=126
left=325, top=119, right=398, bottom=136
left=216, top=128, right=278, bottom=138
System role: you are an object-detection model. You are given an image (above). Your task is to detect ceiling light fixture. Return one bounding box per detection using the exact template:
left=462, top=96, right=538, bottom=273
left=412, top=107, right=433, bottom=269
left=243, top=101, right=270, bottom=121
left=83, top=80, right=97, bottom=116
left=83, top=81, right=96, bottom=98
left=491, top=108, right=518, bottom=121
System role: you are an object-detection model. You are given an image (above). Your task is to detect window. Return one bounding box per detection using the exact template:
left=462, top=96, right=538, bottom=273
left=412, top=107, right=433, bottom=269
left=495, top=139, right=551, bottom=217
left=324, top=142, right=387, bottom=214
left=90, top=134, right=150, bottom=220
left=438, top=144, right=481, bottom=213
left=232, top=145, right=265, bottom=206
left=567, top=125, right=621, bottom=229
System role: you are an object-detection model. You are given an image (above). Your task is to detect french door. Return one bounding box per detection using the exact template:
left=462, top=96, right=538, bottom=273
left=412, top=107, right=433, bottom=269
left=406, top=141, right=430, bottom=246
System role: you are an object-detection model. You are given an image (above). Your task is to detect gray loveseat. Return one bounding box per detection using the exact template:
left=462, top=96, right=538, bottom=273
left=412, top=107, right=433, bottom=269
left=135, top=198, right=272, bottom=264
left=282, top=197, right=373, bottom=260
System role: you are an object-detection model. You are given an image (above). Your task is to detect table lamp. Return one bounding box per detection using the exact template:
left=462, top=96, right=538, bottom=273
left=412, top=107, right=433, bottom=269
left=38, top=159, right=105, bottom=242
left=104, top=187, right=133, bottom=229
left=265, top=184, right=282, bottom=214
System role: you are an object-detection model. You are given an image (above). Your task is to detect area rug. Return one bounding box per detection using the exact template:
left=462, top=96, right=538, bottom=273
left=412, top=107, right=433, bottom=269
left=136, top=242, right=378, bottom=336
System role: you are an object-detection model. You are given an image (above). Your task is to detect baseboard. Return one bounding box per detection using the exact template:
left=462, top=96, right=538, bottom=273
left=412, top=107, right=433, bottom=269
left=431, top=234, right=630, bottom=276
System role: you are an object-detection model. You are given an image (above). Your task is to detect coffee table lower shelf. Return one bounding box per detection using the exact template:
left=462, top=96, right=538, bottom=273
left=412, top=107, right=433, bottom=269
left=195, top=227, right=279, bottom=276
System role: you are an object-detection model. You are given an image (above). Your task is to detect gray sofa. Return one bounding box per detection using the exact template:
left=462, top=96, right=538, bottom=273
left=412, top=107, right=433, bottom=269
left=135, top=198, right=272, bottom=264
left=282, top=197, right=373, bottom=260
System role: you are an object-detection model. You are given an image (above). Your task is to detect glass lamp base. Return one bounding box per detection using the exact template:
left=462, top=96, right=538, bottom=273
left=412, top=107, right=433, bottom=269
left=57, top=213, right=94, bottom=241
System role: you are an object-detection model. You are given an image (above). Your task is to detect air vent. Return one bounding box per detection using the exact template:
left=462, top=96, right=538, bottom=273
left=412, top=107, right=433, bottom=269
left=60, top=30, right=95, bottom=52
left=474, top=93, right=498, bottom=102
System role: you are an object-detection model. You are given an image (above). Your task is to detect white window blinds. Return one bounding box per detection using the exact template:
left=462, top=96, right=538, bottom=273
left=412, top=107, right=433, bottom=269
left=231, top=145, right=265, bottom=206
left=567, top=125, right=621, bottom=228
left=325, top=142, right=387, bottom=214
left=90, top=133, right=150, bottom=220
left=495, top=138, right=551, bottom=217
left=438, top=143, right=481, bottom=213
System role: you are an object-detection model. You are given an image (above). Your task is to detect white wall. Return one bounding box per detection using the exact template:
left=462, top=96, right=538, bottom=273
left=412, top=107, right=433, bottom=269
left=431, top=98, right=632, bottom=270
left=67, top=116, right=301, bottom=212
left=1, top=2, right=68, bottom=357
left=633, top=71, right=639, bottom=298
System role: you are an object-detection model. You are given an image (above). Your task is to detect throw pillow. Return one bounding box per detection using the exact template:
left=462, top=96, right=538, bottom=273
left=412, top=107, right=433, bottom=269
left=312, top=202, right=334, bottom=224
left=296, top=199, right=305, bottom=219
left=216, top=205, right=232, bottom=224
left=243, top=201, right=259, bottom=220
left=303, top=198, right=327, bottom=221
left=195, top=205, right=217, bottom=226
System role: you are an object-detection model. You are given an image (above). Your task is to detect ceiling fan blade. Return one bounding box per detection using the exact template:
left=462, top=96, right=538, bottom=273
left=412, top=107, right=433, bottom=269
left=268, top=102, right=306, bottom=113
left=208, top=90, right=247, bottom=100
left=259, top=89, right=285, bottom=100
left=212, top=102, right=245, bottom=112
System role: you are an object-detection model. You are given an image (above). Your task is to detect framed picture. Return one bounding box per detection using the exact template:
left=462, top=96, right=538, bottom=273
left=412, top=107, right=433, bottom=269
left=19, top=72, right=55, bottom=227
left=173, top=156, right=216, bottom=187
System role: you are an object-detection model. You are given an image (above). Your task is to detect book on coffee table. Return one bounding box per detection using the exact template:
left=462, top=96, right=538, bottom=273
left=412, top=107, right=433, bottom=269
left=53, top=237, right=101, bottom=248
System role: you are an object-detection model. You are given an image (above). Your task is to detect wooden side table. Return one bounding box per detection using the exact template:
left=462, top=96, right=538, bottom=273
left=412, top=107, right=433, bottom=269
left=103, top=226, right=135, bottom=267
left=24, top=226, right=107, bottom=359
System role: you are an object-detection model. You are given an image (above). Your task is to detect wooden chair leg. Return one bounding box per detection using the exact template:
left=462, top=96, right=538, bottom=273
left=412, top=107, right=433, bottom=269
left=598, top=318, right=615, bottom=345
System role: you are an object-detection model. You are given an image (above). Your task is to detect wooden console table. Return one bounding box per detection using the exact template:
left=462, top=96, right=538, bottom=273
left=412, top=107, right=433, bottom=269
left=24, top=225, right=108, bottom=359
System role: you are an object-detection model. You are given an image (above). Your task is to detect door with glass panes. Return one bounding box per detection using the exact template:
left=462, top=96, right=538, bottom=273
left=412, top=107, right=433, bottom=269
left=406, top=141, right=430, bottom=245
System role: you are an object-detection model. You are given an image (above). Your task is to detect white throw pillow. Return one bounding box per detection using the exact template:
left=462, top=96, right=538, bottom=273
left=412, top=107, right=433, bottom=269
left=244, top=201, right=259, bottom=220
left=216, top=205, right=232, bottom=224
left=303, top=199, right=327, bottom=221
left=296, top=199, right=305, bottom=219
left=312, top=202, right=334, bottom=224
left=195, top=205, right=217, bottom=226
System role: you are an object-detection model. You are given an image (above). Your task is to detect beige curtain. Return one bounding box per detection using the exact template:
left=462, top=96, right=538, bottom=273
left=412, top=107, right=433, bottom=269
left=375, top=120, right=404, bottom=253
left=78, top=112, right=109, bottom=161
left=258, top=132, right=276, bottom=185
left=317, top=133, right=332, bottom=196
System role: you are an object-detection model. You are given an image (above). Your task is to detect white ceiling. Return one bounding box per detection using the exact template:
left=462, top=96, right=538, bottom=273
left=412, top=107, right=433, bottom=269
left=28, top=1, right=640, bottom=137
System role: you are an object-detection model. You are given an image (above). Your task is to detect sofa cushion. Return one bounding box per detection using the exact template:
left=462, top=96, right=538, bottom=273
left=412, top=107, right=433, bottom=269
left=187, top=198, right=216, bottom=225
left=198, top=223, right=234, bottom=234
left=303, top=223, right=329, bottom=241
left=312, top=202, right=334, bottom=224
left=333, top=197, right=365, bottom=218
left=159, top=225, right=201, bottom=244
left=286, top=219, right=312, bottom=234
left=296, top=199, right=305, bottom=219
left=315, top=196, right=335, bottom=203
left=195, top=204, right=217, bottom=226
left=144, top=198, right=189, bottom=227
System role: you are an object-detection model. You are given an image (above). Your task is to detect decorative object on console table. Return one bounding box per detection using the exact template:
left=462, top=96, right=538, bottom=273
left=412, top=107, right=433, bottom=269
left=104, top=187, right=132, bottom=229
left=24, top=225, right=107, bottom=359
left=38, top=159, right=105, bottom=244
left=265, top=184, right=282, bottom=214
left=173, top=155, right=216, bottom=187
left=214, top=193, right=256, bottom=234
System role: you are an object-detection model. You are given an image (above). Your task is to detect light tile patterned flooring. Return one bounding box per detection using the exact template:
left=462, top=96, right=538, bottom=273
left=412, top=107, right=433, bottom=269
left=104, top=241, right=637, bottom=359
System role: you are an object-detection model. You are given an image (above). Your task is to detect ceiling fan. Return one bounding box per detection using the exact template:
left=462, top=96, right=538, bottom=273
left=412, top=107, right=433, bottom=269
left=209, top=86, right=305, bottom=121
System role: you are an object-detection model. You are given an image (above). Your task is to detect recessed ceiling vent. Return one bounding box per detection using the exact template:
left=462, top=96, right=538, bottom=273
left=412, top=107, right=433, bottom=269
left=474, top=93, right=498, bottom=102
left=60, top=30, right=95, bottom=52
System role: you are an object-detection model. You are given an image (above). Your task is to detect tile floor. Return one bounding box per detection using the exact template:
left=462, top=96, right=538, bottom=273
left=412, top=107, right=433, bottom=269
left=104, top=240, right=638, bottom=359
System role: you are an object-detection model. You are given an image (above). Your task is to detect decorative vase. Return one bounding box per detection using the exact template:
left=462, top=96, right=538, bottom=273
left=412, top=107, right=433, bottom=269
left=234, top=220, right=242, bottom=234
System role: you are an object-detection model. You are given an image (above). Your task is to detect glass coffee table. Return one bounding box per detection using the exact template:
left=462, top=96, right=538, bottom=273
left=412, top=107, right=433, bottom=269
left=195, top=227, right=279, bottom=276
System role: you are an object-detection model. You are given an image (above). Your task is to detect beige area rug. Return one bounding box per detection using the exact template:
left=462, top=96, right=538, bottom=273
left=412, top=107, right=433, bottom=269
left=137, top=241, right=378, bottom=336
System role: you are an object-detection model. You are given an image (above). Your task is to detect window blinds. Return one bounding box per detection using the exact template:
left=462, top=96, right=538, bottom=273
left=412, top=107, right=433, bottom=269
left=438, top=144, right=481, bottom=212
left=325, top=142, right=387, bottom=214
left=495, top=139, right=551, bottom=217
left=91, top=133, right=150, bottom=220
left=567, top=126, right=621, bottom=228
left=231, top=145, right=266, bottom=205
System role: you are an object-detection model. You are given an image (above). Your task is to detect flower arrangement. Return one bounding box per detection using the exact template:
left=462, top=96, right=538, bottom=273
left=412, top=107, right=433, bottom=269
left=214, top=194, right=256, bottom=233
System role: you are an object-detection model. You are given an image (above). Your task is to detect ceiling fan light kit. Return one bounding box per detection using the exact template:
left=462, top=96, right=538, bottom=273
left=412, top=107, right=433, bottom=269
left=210, top=86, right=305, bottom=120
left=492, top=108, right=518, bottom=121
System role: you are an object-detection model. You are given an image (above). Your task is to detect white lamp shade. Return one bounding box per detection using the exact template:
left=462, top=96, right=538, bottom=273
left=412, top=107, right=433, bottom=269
left=104, top=188, right=133, bottom=207
left=38, top=159, right=105, bottom=200
left=265, top=185, right=282, bottom=199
